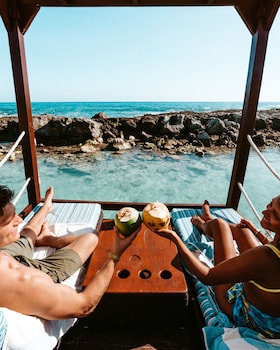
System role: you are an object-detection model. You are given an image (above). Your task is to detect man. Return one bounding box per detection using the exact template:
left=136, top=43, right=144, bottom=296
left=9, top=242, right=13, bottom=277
left=0, top=185, right=137, bottom=319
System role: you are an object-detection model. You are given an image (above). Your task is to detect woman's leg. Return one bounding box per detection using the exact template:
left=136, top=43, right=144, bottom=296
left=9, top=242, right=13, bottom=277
left=192, top=215, right=235, bottom=318
left=192, top=202, right=240, bottom=319
left=200, top=200, right=260, bottom=253
left=192, top=215, right=237, bottom=264
left=229, top=224, right=260, bottom=253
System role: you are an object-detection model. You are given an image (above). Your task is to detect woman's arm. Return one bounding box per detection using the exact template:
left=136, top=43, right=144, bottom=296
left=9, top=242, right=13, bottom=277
left=238, top=218, right=270, bottom=244
left=155, top=228, right=268, bottom=286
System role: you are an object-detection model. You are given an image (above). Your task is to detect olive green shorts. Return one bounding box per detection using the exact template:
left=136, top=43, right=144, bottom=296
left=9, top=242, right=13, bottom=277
left=1, top=237, right=82, bottom=283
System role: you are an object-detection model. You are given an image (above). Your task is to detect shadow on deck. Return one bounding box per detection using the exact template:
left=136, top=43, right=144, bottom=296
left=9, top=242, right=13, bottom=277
left=58, top=291, right=205, bottom=350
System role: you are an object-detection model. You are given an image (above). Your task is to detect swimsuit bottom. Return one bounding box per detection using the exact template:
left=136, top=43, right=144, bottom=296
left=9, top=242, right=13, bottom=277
left=226, top=282, right=280, bottom=339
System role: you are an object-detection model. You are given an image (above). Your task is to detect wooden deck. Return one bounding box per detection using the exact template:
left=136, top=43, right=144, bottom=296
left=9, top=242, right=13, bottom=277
left=58, top=221, right=205, bottom=349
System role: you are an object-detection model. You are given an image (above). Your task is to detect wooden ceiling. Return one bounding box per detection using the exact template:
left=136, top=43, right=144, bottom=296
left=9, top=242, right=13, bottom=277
left=0, top=0, right=279, bottom=35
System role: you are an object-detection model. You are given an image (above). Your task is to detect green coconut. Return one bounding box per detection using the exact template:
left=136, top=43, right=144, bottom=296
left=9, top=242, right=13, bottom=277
left=115, top=207, right=142, bottom=237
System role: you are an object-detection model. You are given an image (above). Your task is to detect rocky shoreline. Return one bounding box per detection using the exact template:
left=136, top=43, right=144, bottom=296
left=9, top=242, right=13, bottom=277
left=0, top=109, right=279, bottom=160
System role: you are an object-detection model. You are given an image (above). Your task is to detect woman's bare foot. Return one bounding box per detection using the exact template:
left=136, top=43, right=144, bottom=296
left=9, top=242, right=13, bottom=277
left=191, top=215, right=206, bottom=232
left=191, top=212, right=214, bottom=239
left=201, top=200, right=213, bottom=221
left=35, top=221, right=54, bottom=246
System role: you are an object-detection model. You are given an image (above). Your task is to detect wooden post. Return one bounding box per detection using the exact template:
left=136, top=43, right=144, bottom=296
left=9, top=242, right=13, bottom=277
left=227, top=24, right=269, bottom=209
left=8, top=25, right=40, bottom=206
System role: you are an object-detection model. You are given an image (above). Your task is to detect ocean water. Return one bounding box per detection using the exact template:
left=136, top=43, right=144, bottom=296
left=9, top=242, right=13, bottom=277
left=0, top=101, right=280, bottom=227
left=2, top=147, right=280, bottom=228
left=1, top=101, right=280, bottom=118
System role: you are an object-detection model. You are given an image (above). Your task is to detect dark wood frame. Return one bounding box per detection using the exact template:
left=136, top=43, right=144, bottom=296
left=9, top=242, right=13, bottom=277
left=1, top=0, right=279, bottom=211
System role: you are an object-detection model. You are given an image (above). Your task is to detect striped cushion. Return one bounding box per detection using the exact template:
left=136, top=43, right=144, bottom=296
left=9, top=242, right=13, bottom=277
left=0, top=310, right=7, bottom=350
left=203, top=326, right=280, bottom=349
left=171, top=207, right=242, bottom=328
left=23, top=202, right=103, bottom=234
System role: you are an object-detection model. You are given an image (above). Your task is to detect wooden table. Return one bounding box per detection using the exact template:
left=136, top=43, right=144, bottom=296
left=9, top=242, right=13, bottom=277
left=83, top=221, right=188, bottom=327
left=84, top=221, right=187, bottom=294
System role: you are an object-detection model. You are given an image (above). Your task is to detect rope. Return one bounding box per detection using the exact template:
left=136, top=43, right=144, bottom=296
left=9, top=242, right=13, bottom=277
left=12, top=178, right=31, bottom=206
left=0, top=131, right=25, bottom=169
left=0, top=131, right=30, bottom=206
left=247, top=135, right=280, bottom=181
left=238, top=182, right=273, bottom=239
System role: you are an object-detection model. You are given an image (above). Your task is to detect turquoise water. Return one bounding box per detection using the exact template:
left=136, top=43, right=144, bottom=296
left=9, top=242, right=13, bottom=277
left=2, top=147, right=280, bottom=227
left=1, top=101, right=280, bottom=118
left=1, top=101, right=279, bottom=226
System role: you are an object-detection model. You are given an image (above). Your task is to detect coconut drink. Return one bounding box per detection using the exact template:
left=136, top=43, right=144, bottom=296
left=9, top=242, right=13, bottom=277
left=115, top=207, right=142, bottom=237
left=142, top=202, right=170, bottom=231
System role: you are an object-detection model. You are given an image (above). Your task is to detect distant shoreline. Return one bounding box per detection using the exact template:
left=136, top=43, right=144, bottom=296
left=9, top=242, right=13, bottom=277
left=1, top=100, right=280, bottom=119
left=0, top=108, right=279, bottom=160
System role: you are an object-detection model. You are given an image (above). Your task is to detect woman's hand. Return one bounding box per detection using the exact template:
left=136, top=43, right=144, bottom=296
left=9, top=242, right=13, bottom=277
left=237, top=218, right=258, bottom=233
left=153, top=227, right=177, bottom=241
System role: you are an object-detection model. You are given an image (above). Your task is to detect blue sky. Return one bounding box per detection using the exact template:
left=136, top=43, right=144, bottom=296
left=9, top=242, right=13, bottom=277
left=0, top=6, right=280, bottom=102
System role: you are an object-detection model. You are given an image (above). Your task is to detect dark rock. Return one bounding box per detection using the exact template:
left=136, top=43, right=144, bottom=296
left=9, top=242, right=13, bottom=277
left=0, top=109, right=279, bottom=157
left=252, top=133, right=266, bottom=147
left=272, top=117, right=280, bottom=131
left=207, top=118, right=226, bottom=135
left=140, top=115, right=162, bottom=136
left=184, top=118, right=202, bottom=133
left=228, top=113, right=242, bottom=123
left=0, top=117, right=19, bottom=141
left=197, top=131, right=211, bottom=147
left=162, top=114, right=185, bottom=136
left=118, top=117, right=141, bottom=138
left=35, top=118, right=102, bottom=146
left=255, top=117, right=268, bottom=130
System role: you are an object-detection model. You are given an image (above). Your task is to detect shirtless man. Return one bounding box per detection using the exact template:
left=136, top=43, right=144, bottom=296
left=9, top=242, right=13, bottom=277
left=0, top=185, right=137, bottom=319
left=155, top=198, right=280, bottom=338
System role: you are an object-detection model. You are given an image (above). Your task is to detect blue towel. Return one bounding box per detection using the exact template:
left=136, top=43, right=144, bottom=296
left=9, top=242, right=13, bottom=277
left=203, top=326, right=280, bottom=350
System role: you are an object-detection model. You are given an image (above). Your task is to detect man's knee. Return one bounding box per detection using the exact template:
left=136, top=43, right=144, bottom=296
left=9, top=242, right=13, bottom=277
left=69, top=233, right=99, bottom=262
left=82, top=233, right=99, bottom=251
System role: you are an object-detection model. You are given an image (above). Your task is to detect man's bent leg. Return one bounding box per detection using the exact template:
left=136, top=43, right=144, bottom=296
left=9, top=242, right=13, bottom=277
left=61, top=233, right=98, bottom=264
left=31, top=233, right=98, bottom=283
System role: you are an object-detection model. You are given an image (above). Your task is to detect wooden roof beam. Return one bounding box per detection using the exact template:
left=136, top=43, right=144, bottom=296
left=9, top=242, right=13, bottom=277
left=0, top=1, right=10, bottom=31
left=0, top=1, right=40, bottom=34
left=18, top=4, right=40, bottom=34
left=236, top=0, right=279, bottom=34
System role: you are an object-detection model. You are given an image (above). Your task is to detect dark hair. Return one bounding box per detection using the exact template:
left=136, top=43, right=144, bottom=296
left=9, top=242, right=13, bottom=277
left=0, top=186, right=14, bottom=216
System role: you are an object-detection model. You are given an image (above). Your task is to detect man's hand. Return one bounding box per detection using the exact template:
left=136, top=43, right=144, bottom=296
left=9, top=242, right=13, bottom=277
left=112, top=225, right=140, bottom=258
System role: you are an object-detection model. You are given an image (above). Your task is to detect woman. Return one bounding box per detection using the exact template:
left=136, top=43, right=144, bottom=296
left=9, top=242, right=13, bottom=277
left=155, top=197, right=280, bottom=338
